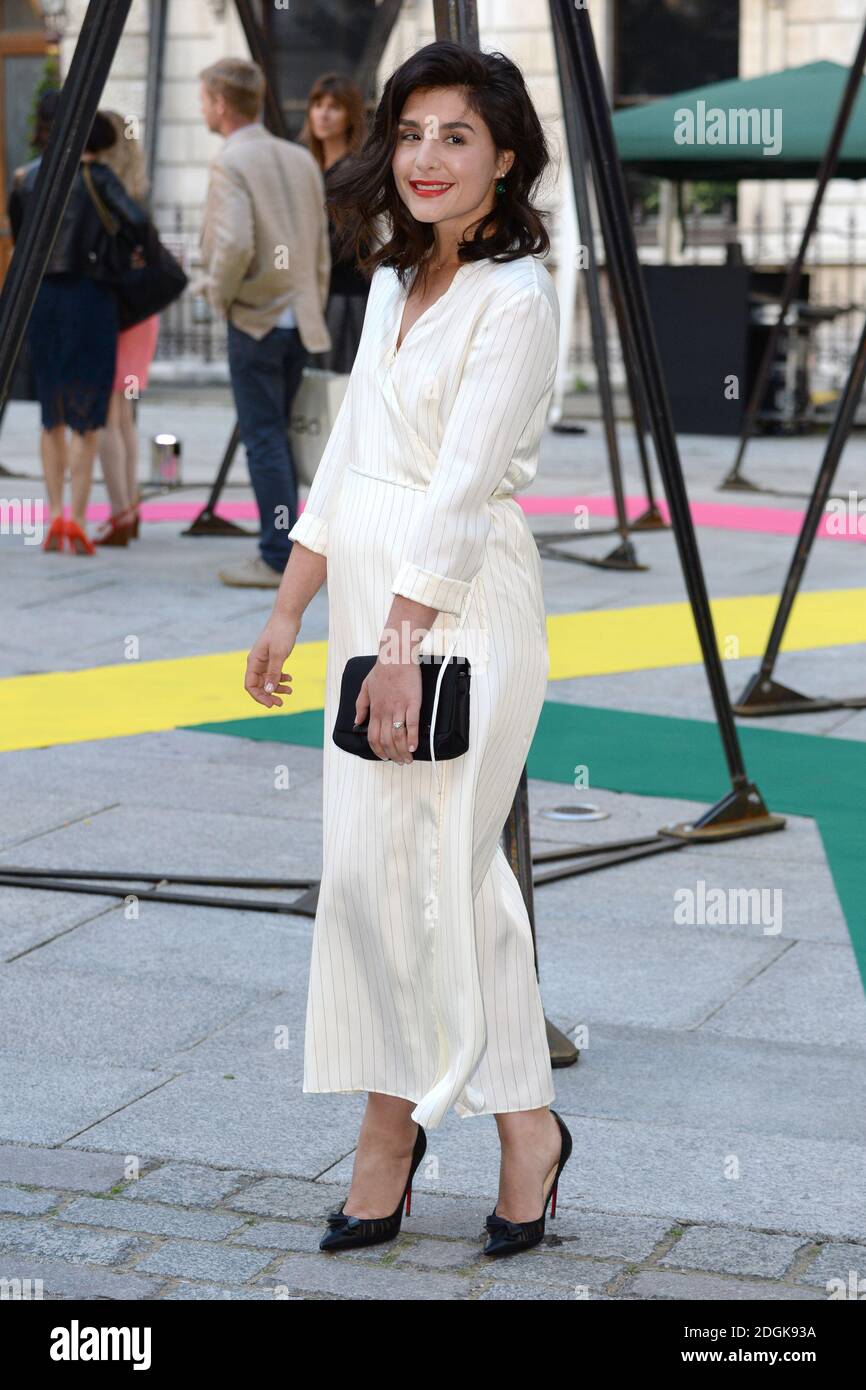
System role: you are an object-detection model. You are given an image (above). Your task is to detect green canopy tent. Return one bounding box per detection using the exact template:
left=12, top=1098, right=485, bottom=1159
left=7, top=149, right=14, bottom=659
left=611, top=60, right=866, bottom=181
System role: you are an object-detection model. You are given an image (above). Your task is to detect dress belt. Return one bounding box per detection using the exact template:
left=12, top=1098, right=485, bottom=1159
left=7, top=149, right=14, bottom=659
left=346, top=463, right=514, bottom=502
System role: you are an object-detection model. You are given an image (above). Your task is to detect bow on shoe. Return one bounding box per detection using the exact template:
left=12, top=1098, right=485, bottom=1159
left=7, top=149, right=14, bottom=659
left=325, top=1202, right=361, bottom=1230
left=485, top=1210, right=544, bottom=1242
left=485, top=1211, right=531, bottom=1237
left=324, top=1202, right=395, bottom=1236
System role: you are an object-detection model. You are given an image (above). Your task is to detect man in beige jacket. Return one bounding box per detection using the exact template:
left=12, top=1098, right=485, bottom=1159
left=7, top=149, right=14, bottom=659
left=197, top=58, right=332, bottom=587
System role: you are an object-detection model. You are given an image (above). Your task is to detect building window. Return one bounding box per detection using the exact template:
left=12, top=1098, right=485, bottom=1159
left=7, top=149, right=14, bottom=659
left=613, top=0, right=739, bottom=108
left=263, top=0, right=378, bottom=139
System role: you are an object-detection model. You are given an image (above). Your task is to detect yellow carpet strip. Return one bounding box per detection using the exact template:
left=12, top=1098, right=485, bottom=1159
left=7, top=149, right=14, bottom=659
left=1, top=589, right=863, bottom=752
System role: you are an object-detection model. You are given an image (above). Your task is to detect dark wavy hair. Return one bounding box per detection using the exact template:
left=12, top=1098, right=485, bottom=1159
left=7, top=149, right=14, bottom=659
left=326, top=39, right=552, bottom=287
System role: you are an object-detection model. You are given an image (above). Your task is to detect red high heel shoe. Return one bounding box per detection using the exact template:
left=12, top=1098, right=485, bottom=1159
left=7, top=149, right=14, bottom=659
left=42, top=515, right=66, bottom=552
left=65, top=518, right=96, bottom=556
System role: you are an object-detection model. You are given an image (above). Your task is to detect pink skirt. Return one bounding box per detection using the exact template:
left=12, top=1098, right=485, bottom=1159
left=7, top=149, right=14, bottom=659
left=112, top=314, right=160, bottom=394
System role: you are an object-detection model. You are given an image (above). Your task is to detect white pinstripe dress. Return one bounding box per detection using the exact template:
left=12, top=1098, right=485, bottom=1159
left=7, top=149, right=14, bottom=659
left=288, top=252, right=560, bottom=1129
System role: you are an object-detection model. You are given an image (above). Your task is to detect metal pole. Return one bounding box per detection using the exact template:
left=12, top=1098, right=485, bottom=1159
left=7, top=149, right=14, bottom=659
left=234, top=0, right=288, bottom=137
left=585, top=120, right=666, bottom=527
left=553, top=29, right=631, bottom=549
left=432, top=0, right=479, bottom=49
left=144, top=0, right=169, bottom=198
left=733, top=311, right=866, bottom=716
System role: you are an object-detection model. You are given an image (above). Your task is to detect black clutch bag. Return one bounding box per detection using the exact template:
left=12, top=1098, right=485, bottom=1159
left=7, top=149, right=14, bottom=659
left=333, top=654, right=471, bottom=761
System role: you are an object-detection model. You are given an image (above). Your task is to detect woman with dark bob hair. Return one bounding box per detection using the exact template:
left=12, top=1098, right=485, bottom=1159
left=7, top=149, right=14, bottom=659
left=244, top=39, right=572, bottom=1259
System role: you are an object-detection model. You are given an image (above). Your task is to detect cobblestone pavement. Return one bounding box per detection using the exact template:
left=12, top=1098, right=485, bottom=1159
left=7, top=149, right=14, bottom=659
left=1, top=1145, right=859, bottom=1301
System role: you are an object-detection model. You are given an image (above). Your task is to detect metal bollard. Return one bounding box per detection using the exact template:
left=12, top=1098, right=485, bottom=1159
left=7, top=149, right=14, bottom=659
left=150, top=434, right=181, bottom=487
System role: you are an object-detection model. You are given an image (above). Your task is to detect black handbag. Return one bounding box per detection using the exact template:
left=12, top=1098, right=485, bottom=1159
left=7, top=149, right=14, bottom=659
left=82, top=164, right=188, bottom=329
left=333, top=654, right=471, bottom=761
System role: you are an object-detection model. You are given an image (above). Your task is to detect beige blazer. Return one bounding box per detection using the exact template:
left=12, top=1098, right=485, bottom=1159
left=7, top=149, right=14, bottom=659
left=198, top=122, right=332, bottom=349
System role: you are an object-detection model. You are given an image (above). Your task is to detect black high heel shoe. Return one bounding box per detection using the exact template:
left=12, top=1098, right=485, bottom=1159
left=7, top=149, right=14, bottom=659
left=483, top=1108, right=572, bottom=1258
left=319, top=1122, right=427, bottom=1252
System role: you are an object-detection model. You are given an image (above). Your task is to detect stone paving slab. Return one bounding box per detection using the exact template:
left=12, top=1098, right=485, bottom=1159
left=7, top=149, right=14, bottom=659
left=161, top=1280, right=290, bottom=1300
left=125, top=1162, right=256, bottom=1207
left=25, top=905, right=312, bottom=995
left=538, top=1115, right=866, bottom=1240
left=0, top=1215, right=149, bottom=1265
left=0, top=1144, right=128, bottom=1190
left=0, top=960, right=271, bottom=1069
left=0, top=753, right=324, bottom=827
left=657, top=1224, right=809, bottom=1278
left=797, top=1241, right=866, bottom=1289
left=133, top=1238, right=275, bottom=1284
left=0, top=1185, right=60, bottom=1215
left=63, top=1074, right=367, bottom=1176
left=700, top=939, right=866, bottom=1048
left=626, top=1269, right=829, bottom=1301
left=0, top=887, right=120, bottom=959
left=0, top=1254, right=166, bottom=1299
left=0, top=1060, right=176, bottom=1147
left=59, top=1196, right=249, bottom=1241
left=522, top=1026, right=866, bottom=1145
left=536, top=912, right=788, bottom=1031
left=261, top=1252, right=473, bottom=1300
left=0, top=804, right=325, bottom=882
left=537, top=861, right=847, bottom=946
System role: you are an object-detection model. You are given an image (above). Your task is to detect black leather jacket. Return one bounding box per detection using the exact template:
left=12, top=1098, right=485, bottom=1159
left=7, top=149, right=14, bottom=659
left=7, top=156, right=150, bottom=278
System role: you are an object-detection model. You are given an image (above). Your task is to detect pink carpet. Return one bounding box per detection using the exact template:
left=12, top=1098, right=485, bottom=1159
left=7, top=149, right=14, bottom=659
left=82, top=495, right=866, bottom=542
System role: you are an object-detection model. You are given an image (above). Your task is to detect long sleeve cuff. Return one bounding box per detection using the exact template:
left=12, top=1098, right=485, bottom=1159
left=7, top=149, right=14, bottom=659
left=391, top=561, right=471, bottom=616
left=288, top=508, right=329, bottom=556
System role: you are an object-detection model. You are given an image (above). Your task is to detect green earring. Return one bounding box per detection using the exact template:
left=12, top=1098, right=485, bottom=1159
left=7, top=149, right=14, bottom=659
left=495, top=178, right=506, bottom=195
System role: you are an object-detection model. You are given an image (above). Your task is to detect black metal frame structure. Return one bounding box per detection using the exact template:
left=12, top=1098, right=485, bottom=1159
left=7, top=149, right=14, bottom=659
left=545, top=0, right=783, bottom=851
left=720, top=20, right=866, bottom=497
left=0, top=0, right=135, bottom=424
left=536, top=38, right=668, bottom=575
left=717, top=20, right=866, bottom=717
left=732, top=313, right=866, bottom=717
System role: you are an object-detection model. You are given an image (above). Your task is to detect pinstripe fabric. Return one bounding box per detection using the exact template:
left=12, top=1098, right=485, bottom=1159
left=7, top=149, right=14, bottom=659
left=288, top=253, right=560, bottom=1128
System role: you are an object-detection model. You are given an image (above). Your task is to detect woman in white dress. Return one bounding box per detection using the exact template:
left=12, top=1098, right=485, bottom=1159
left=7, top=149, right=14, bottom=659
left=244, top=39, right=572, bottom=1259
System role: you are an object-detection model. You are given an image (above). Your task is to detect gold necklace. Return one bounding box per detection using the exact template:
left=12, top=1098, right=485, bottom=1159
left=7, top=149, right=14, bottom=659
left=427, top=254, right=460, bottom=274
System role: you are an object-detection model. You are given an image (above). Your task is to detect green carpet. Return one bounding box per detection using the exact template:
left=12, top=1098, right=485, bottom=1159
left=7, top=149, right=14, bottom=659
left=183, top=701, right=865, bottom=990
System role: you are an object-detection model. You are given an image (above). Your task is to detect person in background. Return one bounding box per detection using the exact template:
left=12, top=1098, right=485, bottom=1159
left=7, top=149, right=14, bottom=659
left=91, top=109, right=160, bottom=547
left=8, top=110, right=149, bottom=555
left=298, top=73, right=370, bottom=373
left=196, top=57, right=332, bottom=589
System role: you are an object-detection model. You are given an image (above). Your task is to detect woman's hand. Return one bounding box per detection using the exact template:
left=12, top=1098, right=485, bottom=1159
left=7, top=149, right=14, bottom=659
left=244, top=611, right=300, bottom=708
left=356, top=655, right=422, bottom=763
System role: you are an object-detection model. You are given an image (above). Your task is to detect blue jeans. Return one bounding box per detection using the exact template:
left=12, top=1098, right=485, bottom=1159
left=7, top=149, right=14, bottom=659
left=227, top=320, right=309, bottom=572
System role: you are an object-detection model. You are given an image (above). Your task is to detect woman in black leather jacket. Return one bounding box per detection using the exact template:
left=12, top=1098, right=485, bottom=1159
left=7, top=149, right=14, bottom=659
left=298, top=73, right=371, bottom=373
left=8, top=109, right=149, bottom=554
